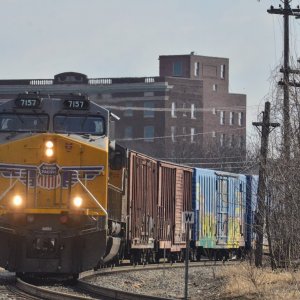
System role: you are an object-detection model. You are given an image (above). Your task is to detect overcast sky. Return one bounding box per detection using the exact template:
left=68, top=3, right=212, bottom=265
left=1, top=0, right=299, bottom=135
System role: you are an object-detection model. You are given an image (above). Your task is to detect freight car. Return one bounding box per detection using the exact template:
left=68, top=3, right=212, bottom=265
left=127, top=151, right=193, bottom=264
left=191, top=169, right=247, bottom=260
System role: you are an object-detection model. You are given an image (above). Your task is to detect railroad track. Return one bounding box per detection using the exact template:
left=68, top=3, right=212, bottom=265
left=0, top=276, right=92, bottom=300
left=0, top=260, right=235, bottom=300
left=0, top=278, right=39, bottom=299
left=77, top=260, right=235, bottom=300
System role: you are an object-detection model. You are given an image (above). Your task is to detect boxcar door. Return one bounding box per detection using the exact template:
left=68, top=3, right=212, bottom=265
left=216, top=175, right=229, bottom=245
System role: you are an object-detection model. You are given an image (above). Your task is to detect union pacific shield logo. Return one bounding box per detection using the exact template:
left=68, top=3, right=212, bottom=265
left=38, top=163, right=61, bottom=189
left=38, top=174, right=61, bottom=190
left=0, top=163, right=104, bottom=190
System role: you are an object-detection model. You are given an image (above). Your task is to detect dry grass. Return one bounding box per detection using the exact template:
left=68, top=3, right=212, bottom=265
left=218, top=262, right=300, bottom=299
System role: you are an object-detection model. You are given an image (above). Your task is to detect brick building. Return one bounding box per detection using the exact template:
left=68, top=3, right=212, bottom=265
left=159, top=53, right=246, bottom=169
left=0, top=53, right=246, bottom=170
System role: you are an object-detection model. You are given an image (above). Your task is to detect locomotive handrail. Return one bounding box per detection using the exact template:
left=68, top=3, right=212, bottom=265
left=0, top=167, right=39, bottom=207
left=0, top=178, right=20, bottom=203
left=73, top=171, right=108, bottom=217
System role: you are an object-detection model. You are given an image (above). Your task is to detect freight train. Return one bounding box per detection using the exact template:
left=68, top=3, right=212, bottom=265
left=0, top=93, right=258, bottom=277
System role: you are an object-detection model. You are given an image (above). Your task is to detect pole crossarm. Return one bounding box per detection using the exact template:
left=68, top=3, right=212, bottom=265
left=280, top=68, right=300, bottom=74
left=267, top=7, right=300, bottom=15
left=278, top=80, right=300, bottom=87
left=252, top=122, right=280, bottom=128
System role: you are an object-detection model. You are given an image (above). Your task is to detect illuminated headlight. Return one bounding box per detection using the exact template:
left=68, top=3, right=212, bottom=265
left=45, top=141, right=54, bottom=148
left=73, top=196, right=83, bottom=208
left=12, top=195, right=23, bottom=207
left=45, top=148, right=54, bottom=157
left=45, top=140, right=54, bottom=157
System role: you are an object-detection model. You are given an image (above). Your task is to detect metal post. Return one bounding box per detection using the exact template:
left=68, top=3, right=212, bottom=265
left=163, top=241, right=166, bottom=277
left=184, top=224, right=190, bottom=300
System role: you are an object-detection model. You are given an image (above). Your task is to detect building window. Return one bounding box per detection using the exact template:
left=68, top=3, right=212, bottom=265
left=212, top=131, right=216, bottom=138
left=182, top=127, right=187, bottom=141
left=220, top=111, right=225, bottom=125
left=124, top=102, right=133, bottom=117
left=229, top=112, right=234, bottom=125
left=173, top=61, right=183, bottom=76
left=124, top=126, right=133, bottom=139
left=213, top=84, right=218, bottom=91
left=238, top=112, right=244, bottom=126
left=239, top=136, right=244, bottom=149
left=191, top=104, right=196, bottom=119
left=229, top=135, right=234, bottom=148
left=171, top=126, right=176, bottom=143
left=144, top=126, right=154, bottom=142
left=144, top=102, right=155, bottom=118
left=144, top=91, right=154, bottom=97
left=212, top=108, right=216, bottom=115
left=171, top=102, right=176, bottom=118
left=220, top=133, right=225, bottom=147
left=221, top=64, right=225, bottom=79
left=191, top=128, right=195, bottom=143
left=194, top=62, right=200, bottom=77
left=182, top=103, right=187, bottom=117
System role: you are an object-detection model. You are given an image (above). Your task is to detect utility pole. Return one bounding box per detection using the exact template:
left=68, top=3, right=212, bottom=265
left=253, top=102, right=280, bottom=267
left=268, top=0, right=300, bottom=161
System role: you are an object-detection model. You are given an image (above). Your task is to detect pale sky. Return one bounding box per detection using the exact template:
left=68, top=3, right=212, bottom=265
left=0, top=0, right=299, bottom=137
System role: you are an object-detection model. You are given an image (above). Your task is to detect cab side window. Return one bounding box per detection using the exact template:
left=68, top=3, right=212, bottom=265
left=109, top=149, right=125, bottom=170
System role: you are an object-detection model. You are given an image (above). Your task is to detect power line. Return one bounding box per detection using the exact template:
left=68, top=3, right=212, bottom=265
left=104, top=105, right=246, bottom=113
left=118, top=126, right=246, bottom=141
left=157, top=155, right=245, bottom=160
left=103, top=105, right=251, bottom=112
left=181, top=161, right=256, bottom=166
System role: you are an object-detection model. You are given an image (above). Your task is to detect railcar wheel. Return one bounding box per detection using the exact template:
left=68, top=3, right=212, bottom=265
left=72, top=273, right=79, bottom=280
left=196, top=248, right=202, bottom=261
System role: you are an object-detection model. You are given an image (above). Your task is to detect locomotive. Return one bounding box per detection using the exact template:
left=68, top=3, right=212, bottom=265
left=0, top=93, right=258, bottom=277
left=0, top=93, right=113, bottom=278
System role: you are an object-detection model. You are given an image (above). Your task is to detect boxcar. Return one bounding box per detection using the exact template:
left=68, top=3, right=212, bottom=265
left=126, top=150, right=193, bottom=263
left=157, top=161, right=193, bottom=261
left=127, top=150, right=158, bottom=263
left=192, top=168, right=247, bottom=260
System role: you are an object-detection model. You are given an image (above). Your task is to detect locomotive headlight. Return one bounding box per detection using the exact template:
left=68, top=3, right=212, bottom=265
left=73, top=196, right=83, bottom=208
left=45, top=148, right=54, bottom=157
left=45, top=140, right=54, bottom=157
left=45, top=141, right=54, bottom=148
left=12, top=195, right=23, bottom=207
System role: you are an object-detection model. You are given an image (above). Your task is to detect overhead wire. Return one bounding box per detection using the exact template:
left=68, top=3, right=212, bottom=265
left=157, top=155, right=245, bottom=160
left=118, top=126, right=246, bottom=141
left=180, top=161, right=256, bottom=166
left=103, top=104, right=260, bottom=112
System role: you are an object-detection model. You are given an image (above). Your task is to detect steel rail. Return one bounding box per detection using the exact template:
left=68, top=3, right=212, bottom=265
left=77, top=280, right=172, bottom=300
left=78, top=260, right=237, bottom=300
left=15, top=278, right=93, bottom=300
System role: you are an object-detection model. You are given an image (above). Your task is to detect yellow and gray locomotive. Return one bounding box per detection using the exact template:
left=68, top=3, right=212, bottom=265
left=0, top=93, right=112, bottom=277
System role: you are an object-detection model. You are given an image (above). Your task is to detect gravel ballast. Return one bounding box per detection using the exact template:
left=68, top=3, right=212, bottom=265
left=84, top=265, right=224, bottom=299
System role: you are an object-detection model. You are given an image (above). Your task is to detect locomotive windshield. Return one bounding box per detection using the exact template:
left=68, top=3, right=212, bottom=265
left=0, top=113, right=48, bottom=132
left=53, top=115, right=105, bottom=135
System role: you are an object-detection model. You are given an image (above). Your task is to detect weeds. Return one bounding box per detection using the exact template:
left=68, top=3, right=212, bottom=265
left=218, top=262, right=300, bottom=299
